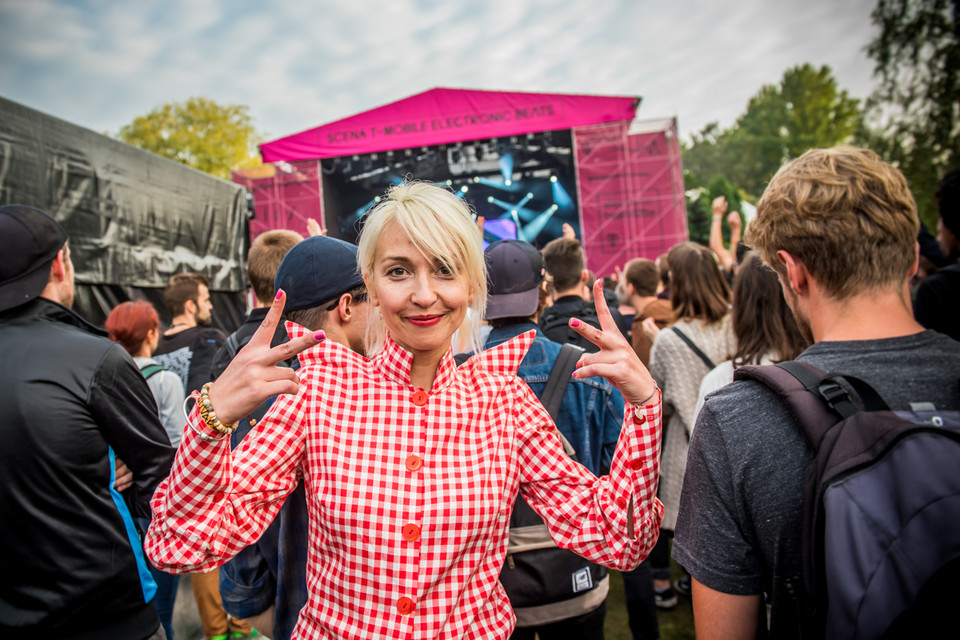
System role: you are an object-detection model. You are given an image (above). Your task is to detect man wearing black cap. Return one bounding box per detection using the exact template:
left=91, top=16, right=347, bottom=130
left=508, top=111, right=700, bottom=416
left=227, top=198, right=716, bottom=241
left=0, top=205, right=175, bottom=639
left=483, top=239, right=627, bottom=640
left=198, top=230, right=305, bottom=640
left=219, top=234, right=370, bottom=640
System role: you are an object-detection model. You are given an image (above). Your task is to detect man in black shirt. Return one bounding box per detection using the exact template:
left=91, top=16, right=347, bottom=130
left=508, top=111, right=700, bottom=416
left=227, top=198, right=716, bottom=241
left=154, top=272, right=227, bottom=395
left=539, top=235, right=628, bottom=351
left=0, top=205, right=174, bottom=640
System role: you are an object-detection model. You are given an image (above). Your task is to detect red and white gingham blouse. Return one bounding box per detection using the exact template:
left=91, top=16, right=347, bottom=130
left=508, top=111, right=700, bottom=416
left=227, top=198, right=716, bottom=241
left=145, top=327, right=663, bottom=640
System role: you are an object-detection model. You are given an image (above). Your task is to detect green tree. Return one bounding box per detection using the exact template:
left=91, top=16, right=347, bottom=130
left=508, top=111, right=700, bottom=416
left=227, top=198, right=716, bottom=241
left=780, top=64, right=861, bottom=158
left=684, top=171, right=743, bottom=246
left=681, top=123, right=732, bottom=194
left=862, top=0, right=959, bottom=232
left=117, top=97, right=261, bottom=179
left=684, top=170, right=712, bottom=246
left=729, top=64, right=861, bottom=196
left=683, top=64, right=861, bottom=200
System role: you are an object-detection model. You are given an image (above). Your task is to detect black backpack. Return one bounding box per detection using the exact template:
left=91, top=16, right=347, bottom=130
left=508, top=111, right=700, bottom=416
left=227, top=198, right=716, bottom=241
left=498, top=343, right=609, bottom=626
left=538, top=304, right=601, bottom=354
left=735, top=361, right=960, bottom=639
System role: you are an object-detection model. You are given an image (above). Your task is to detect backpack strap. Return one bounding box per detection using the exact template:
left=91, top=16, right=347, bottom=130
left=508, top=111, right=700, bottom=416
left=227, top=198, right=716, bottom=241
left=735, top=362, right=841, bottom=450
left=223, top=331, right=243, bottom=362
left=540, top=343, right=584, bottom=458
left=541, top=343, right=583, bottom=420
left=139, top=363, right=166, bottom=381
left=734, top=361, right=891, bottom=450
left=671, top=327, right=716, bottom=370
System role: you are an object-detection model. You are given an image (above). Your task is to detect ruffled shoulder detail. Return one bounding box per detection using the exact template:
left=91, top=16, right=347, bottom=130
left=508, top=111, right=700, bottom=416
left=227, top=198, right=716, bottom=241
left=457, top=329, right=535, bottom=378
left=285, top=321, right=366, bottom=369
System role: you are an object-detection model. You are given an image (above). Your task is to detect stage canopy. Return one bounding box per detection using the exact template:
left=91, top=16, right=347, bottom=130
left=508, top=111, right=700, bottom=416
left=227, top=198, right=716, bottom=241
left=259, top=88, right=640, bottom=162
left=240, top=88, right=687, bottom=277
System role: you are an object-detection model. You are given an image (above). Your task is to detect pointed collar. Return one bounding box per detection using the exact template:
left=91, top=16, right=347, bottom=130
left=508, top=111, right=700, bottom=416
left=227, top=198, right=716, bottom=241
left=375, top=334, right=458, bottom=391
left=284, top=321, right=534, bottom=391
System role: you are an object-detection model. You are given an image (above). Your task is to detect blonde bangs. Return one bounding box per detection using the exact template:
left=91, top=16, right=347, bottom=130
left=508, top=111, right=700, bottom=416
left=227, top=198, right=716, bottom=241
left=357, top=181, right=488, bottom=356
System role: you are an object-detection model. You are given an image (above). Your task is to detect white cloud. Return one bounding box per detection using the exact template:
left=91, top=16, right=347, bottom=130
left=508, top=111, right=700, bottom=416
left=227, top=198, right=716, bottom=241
left=0, top=0, right=879, bottom=142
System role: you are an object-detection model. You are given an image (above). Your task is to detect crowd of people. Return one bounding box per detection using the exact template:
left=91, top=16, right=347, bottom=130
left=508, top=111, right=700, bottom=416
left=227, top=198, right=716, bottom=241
left=1, top=146, right=958, bottom=640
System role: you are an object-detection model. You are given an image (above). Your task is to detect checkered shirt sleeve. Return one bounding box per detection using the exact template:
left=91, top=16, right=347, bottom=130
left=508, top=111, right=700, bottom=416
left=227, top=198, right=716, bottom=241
left=145, top=328, right=662, bottom=640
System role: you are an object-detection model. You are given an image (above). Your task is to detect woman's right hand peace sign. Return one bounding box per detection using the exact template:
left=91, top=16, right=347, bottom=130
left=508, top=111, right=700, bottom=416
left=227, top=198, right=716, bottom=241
left=569, top=280, right=658, bottom=406
left=207, top=290, right=325, bottom=426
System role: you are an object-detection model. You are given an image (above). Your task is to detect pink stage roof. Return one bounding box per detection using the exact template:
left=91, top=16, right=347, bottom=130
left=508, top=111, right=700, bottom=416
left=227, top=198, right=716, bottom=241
left=259, top=88, right=640, bottom=163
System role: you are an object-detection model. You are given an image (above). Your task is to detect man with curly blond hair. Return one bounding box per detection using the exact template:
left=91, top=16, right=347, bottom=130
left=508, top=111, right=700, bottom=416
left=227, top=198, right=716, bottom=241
left=672, top=147, right=960, bottom=639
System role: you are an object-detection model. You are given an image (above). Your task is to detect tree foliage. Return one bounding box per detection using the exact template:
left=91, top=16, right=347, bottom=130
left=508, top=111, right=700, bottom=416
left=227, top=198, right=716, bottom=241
left=684, top=171, right=743, bottom=246
left=862, top=0, right=959, bottom=232
left=683, top=64, right=862, bottom=201
left=117, top=97, right=261, bottom=180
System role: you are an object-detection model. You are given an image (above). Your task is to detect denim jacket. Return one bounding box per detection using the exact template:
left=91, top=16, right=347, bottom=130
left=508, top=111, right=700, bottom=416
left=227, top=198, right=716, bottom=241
left=485, top=322, right=625, bottom=476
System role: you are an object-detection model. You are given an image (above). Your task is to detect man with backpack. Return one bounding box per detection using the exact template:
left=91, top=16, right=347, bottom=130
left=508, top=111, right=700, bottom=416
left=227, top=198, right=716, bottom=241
left=482, top=239, right=626, bottom=639
left=211, top=229, right=304, bottom=443
left=672, top=147, right=960, bottom=639
left=538, top=235, right=629, bottom=352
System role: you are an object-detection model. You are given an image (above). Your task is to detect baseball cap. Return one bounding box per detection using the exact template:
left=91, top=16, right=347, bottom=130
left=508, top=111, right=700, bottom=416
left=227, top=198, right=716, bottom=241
left=484, top=239, right=545, bottom=320
left=274, top=235, right=365, bottom=312
left=0, top=205, right=68, bottom=313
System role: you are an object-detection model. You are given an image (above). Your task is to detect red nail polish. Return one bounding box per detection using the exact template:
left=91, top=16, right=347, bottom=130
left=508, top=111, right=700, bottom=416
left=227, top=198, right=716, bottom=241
left=314, top=331, right=325, bottom=341
left=571, top=318, right=580, bottom=328
left=276, top=289, right=284, bottom=300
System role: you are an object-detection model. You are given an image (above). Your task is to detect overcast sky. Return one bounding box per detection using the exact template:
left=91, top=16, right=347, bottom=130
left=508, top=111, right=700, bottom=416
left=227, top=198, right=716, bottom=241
left=0, top=0, right=879, bottom=145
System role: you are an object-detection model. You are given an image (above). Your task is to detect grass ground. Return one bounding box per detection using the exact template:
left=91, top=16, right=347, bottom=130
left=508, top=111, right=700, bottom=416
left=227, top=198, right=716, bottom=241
left=605, top=560, right=696, bottom=640
left=174, top=558, right=697, bottom=640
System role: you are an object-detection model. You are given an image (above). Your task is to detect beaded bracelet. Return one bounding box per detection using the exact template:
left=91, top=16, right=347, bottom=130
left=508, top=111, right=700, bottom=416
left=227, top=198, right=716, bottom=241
left=197, top=382, right=237, bottom=435
left=181, top=395, right=230, bottom=442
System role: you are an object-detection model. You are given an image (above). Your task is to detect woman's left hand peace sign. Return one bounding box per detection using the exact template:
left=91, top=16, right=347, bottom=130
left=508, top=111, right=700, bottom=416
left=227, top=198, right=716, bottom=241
left=569, top=280, right=658, bottom=406
left=207, top=290, right=325, bottom=426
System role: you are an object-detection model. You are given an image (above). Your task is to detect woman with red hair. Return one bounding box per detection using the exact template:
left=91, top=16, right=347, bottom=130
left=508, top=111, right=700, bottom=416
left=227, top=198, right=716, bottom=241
left=106, top=300, right=186, bottom=448
left=105, top=299, right=185, bottom=640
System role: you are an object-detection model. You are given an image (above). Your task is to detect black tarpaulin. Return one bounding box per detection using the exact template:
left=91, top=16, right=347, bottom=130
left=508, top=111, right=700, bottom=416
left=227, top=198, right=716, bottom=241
left=0, top=96, right=248, bottom=329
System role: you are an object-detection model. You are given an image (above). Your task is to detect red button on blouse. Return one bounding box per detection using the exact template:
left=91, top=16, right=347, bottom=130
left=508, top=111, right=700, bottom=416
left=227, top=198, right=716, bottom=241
left=616, top=497, right=628, bottom=509
left=629, top=459, right=644, bottom=471
left=397, top=596, right=415, bottom=615
left=405, top=454, right=423, bottom=472
left=402, top=523, right=421, bottom=541
left=411, top=389, right=428, bottom=406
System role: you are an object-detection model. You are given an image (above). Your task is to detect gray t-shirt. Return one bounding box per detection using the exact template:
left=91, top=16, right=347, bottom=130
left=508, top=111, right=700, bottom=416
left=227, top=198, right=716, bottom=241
left=672, top=330, right=960, bottom=639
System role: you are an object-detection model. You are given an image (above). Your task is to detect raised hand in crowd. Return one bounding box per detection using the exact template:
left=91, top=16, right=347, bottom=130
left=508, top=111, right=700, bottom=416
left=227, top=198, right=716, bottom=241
left=562, top=222, right=577, bottom=240
left=207, top=291, right=324, bottom=426
left=306, top=218, right=325, bottom=237
left=711, top=196, right=727, bottom=218
left=709, top=196, right=737, bottom=273
left=570, top=280, right=657, bottom=406
left=727, top=210, right=741, bottom=233
left=640, top=316, right=661, bottom=345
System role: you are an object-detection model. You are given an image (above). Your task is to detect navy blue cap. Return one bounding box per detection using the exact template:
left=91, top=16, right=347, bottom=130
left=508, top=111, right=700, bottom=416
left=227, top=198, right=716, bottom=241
left=484, top=239, right=545, bottom=320
left=0, top=205, right=68, bottom=313
left=274, top=235, right=364, bottom=312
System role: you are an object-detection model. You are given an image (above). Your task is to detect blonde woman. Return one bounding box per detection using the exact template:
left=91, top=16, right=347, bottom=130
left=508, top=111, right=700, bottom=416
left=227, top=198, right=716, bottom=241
left=146, top=182, right=663, bottom=640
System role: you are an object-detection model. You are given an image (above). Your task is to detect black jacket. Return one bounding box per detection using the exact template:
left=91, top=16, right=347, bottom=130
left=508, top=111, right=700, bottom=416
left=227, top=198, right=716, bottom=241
left=539, top=295, right=630, bottom=353
left=0, top=298, right=176, bottom=640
